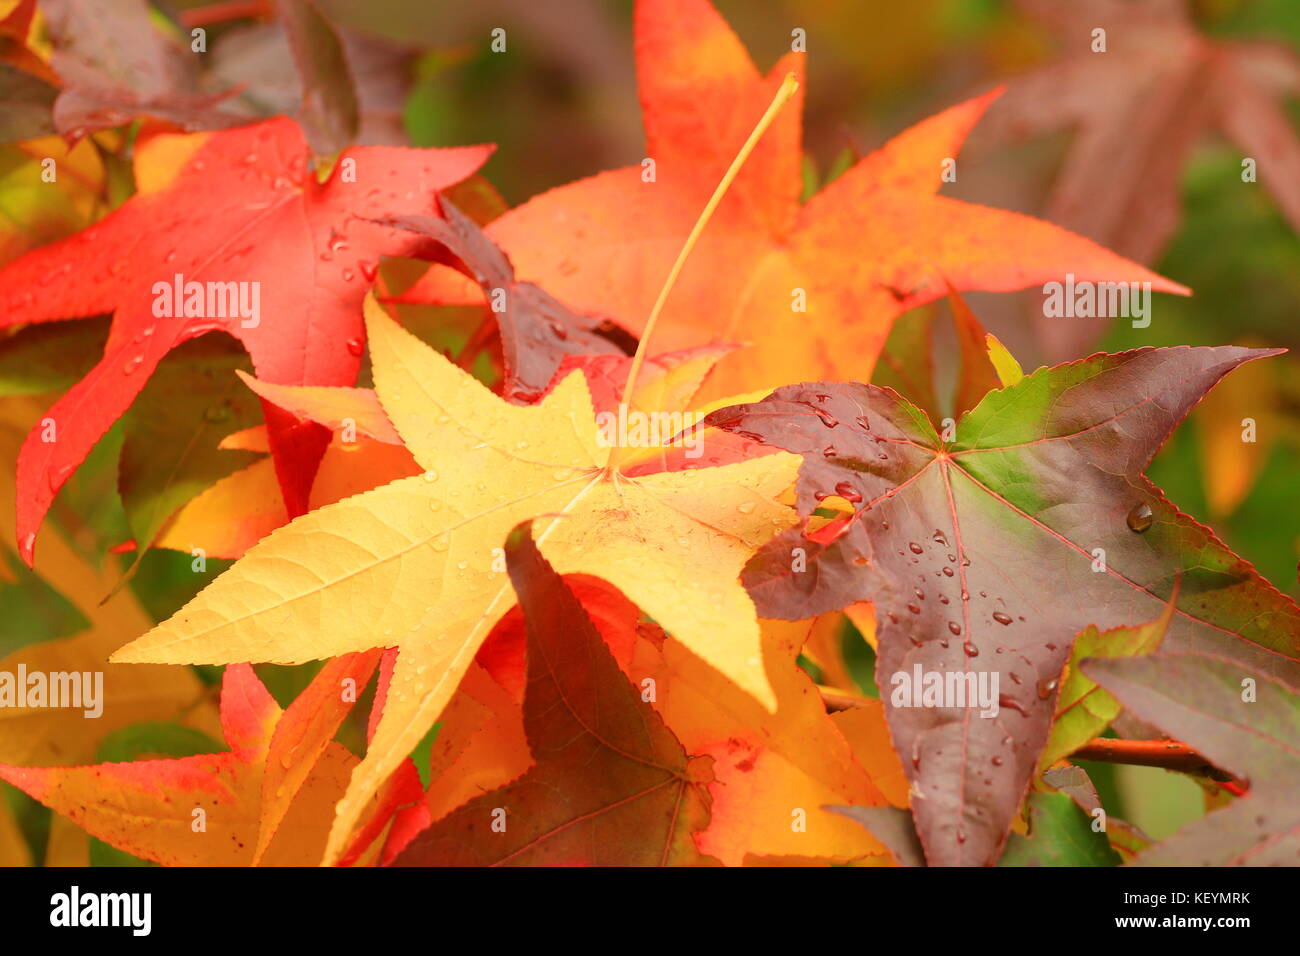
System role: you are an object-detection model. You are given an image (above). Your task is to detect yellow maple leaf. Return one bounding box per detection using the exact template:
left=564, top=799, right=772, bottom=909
left=113, top=293, right=801, bottom=863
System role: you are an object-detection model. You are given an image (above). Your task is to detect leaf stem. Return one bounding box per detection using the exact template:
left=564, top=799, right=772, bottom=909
left=816, top=686, right=1241, bottom=782
left=617, top=71, right=800, bottom=412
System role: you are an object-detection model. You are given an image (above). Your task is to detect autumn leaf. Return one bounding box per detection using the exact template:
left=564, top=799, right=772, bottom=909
left=157, top=336, right=740, bottom=561
left=828, top=805, right=926, bottom=867
left=151, top=376, right=419, bottom=561
left=382, top=659, right=532, bottom=860
left=705, top=346, right=1300, bottom=865
left=1084, top=651, right=1300, bottom=865
left=111, top=292, right=800, bottom=865
left=472, top=567, right=898, bottom=865
left=252, top=649, right=382, bottom=865
left=947, top=283, right=1004, bottom=418
left=0, top=662, right=395, bottom=866
left=118, top=336, right=264, bottom=553
left=392, top=522, right=717, bottom=865
left=0, top=117, right=490, bottom=563
left=634, top=617, right=895, bottom=865
left=376, top=197, right=637, bottom=404
left=398, top=0, right=1186, bottom=403
left=274, top=0, right=359, bottom=154
left=40, top=0, right=244, bottom=139
left=980, top=0, right=1300, bottom=359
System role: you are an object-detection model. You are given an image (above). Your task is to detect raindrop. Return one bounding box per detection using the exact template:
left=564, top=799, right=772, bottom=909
left=991, top=756, right=1003, bottom=767
left=834, top=481, right=862, bottom=502
left=1127, top=502, right=1154, bottom=533
left=47, top=463, right=73, bottom=492
left=999, top=695, right=1029, bottom=716
left=822, top=445, right=838, bottom=459
left=947, top=621, right=962, bottom=636
left=346, top=337, right=364, bottom=356
left=1037, top=678, right=1059, bottom=701
left=992, top=611, right=1013, bottom=626
left=422, top=470, right=439, bottom=483
left=906, top=604, right=921, bottom=615
left=855, top=416, right=871, bottom=430
left=963, top=642, right=979, bottom=657
left=908, top=542, right=924, bottom=554
left=942, top=567, right=954, bottom=577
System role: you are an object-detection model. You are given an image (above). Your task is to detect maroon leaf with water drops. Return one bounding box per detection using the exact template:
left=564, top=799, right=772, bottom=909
left=374, top=197, right=636, bottom=404
left=705, top=346, right=1300, bottom=865
left=1083, top=651, right=1300, bottom=865
left=0, top=117, right=490, bottom=563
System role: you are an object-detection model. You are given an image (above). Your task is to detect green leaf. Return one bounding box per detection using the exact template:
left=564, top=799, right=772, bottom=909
left=0, top=317, right=111, bottom=397
left=118, top=335, right=263, bottom=551
left=998, top=792, right=1121, bottom=866
left=0, top=549, right=90, bottom=656
left=1039, top=594, right=1176, bottom=772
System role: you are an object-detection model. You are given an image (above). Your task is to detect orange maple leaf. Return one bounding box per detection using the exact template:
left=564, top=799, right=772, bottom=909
left=400, top=0, right=1187, bottom=401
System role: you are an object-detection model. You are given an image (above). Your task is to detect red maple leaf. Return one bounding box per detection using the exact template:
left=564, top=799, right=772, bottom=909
left=0, top=117, right=490, bottom=562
